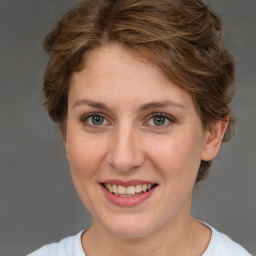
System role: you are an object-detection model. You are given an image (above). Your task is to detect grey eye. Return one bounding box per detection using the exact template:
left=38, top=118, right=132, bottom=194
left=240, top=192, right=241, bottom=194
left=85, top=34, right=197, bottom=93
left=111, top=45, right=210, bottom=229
left=152, top=116, right=167, bottom=126
left=86, top=115, right=107, bottom=126
left=147, top=113, right=174, bottom=127
left=92, top=115, right=104, bottom=125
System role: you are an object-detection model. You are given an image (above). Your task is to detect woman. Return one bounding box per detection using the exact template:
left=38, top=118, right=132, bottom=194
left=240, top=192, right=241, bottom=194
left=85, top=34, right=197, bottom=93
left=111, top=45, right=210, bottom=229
left=28, top=0, right=252, bottom=255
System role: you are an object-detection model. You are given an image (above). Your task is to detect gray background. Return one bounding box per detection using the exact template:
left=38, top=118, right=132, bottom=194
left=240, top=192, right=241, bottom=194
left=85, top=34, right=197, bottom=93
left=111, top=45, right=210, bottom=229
left=0, top=0, right=255, bottom=255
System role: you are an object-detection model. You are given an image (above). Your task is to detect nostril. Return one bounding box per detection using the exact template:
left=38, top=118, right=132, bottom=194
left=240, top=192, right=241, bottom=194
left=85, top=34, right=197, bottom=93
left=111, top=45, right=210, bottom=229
left=107, top=154, right=143, bottom=172
left=107, top=147, right=145, bottom=172
left=107, top=130, right=145, bottom=172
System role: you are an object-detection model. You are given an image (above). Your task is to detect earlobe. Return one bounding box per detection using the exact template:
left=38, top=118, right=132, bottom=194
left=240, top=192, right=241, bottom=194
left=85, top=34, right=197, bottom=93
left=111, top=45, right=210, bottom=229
left=201, top=119, right=229, bottom=161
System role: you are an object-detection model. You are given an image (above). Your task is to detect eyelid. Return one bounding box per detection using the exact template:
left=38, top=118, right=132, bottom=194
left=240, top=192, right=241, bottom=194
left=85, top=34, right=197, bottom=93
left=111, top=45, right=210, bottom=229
left=145, top=112, right=176, bottom=126
left=81, top=112, right=104, bottom=121
left=148, top=112, right=175, bottom=121
left=80, top=112, right=175, bottom=127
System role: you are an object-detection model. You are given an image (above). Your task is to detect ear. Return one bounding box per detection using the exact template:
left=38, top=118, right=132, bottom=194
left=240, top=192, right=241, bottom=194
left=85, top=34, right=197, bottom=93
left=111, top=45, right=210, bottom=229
left=201, top=119, right=228, bottom=161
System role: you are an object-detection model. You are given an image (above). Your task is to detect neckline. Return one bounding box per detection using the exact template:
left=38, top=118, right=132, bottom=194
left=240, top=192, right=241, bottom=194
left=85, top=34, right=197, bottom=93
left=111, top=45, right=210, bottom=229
left=77, top=223, right=215, bottom=256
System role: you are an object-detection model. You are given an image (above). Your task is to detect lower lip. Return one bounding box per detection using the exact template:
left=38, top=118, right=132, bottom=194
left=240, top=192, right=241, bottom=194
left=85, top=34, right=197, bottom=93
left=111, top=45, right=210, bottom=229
left=101, top=185, right=157, bottom=207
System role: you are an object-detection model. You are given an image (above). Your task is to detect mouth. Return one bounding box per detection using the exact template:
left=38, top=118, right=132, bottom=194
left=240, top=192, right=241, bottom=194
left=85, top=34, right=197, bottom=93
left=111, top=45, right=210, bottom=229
left=101, top=183, right=158, bottom=197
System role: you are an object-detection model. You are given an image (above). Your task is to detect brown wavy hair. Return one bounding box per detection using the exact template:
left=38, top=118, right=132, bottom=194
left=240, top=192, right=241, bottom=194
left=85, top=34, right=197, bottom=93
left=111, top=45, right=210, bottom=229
left=43, top=0, right=235, bottom=181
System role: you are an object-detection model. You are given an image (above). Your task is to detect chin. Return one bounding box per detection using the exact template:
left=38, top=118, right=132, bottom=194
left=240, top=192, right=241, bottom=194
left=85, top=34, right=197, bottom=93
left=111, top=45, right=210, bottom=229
left=102, top=215, right=156, bottom=239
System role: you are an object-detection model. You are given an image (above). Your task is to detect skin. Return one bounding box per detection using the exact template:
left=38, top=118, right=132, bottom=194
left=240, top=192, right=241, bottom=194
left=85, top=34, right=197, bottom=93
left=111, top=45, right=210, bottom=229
left=64, top=44, right=228, bottom=256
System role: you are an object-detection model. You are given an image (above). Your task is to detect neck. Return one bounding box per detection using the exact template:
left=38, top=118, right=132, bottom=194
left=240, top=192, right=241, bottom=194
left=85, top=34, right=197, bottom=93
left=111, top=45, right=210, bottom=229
left=81, top=194, right=211, bottom=256
left=82, top=217, right=211, bottom=256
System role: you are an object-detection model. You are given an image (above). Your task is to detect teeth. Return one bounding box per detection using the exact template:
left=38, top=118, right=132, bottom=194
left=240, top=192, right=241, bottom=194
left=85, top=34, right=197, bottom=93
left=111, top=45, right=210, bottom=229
left=118, top=185, right=126, bottom=195
left=107, top=184, right=113, bottom=193
left=142, top=184, right=147, bottom=192
left=104, top=183, right=155, bottom=196
left=135, top=185, right=142, bottom=193
left=112, top=184, right=118, bottom=194
left=127, top=186, right=136, bottom=195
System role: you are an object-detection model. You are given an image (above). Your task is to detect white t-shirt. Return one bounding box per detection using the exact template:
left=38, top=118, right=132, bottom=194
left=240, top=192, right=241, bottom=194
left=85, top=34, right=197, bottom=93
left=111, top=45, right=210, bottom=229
left=27, top=225, right=252, bottom=256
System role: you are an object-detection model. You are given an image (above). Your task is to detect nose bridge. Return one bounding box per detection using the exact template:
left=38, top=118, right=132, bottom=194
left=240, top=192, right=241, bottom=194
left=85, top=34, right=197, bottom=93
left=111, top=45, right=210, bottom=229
left=107, top=121, right=144, bottom=172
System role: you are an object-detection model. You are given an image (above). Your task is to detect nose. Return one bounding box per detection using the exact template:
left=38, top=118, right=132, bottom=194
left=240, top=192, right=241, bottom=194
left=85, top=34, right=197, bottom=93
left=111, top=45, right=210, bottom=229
left=107, top=124, right=145, bottom=173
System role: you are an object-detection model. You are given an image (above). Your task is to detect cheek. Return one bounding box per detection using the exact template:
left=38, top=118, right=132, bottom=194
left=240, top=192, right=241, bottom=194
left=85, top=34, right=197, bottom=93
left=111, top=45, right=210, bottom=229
left=146, top=131, right=203, bottom=182
left=65, top=133, right=108, bottom=213
left=66, top=132, right=107, bottom=179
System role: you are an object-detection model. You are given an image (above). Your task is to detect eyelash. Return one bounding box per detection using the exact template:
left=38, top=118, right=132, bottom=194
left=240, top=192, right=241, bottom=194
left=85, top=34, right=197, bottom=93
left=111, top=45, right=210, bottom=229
left=145, top=113, right=175, bottom=127
left=81, top=112, right=175, bottom=128
left=81, top=113, right=110, bottom=127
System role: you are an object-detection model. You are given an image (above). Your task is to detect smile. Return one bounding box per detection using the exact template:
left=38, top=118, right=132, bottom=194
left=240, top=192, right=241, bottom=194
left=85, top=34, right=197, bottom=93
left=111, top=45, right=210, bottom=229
left=102, top=183, right=157, bottom=197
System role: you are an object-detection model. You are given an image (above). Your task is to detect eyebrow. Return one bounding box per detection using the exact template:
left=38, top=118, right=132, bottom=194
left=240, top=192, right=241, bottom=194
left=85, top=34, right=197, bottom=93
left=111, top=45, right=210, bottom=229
left=139, top=100, right=185, bottom=111
left=73, top=99, right=109, bottom=110
left=73, top=99, right=185, bottom=111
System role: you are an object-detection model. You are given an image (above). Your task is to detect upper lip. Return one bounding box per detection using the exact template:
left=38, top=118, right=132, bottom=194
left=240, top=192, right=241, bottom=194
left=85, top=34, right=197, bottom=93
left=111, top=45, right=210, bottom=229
left=100, top=179, right=157, bottom=187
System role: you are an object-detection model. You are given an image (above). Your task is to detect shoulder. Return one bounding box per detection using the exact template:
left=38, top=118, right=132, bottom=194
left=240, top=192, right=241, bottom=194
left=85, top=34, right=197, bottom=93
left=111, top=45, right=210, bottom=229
left=27, top=231, right=85, bottom=256
left=203, top=224, right=252, bottom=256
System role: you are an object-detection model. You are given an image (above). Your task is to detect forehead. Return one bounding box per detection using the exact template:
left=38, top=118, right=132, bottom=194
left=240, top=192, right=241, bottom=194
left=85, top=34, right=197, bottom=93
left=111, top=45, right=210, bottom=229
left=69, top=44, right=195, bottom=112
left=83, top=44, right=161, bottom=83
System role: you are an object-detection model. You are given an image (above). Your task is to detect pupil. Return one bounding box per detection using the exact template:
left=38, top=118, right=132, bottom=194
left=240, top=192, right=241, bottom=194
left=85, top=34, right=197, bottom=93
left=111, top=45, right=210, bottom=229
left=92, top=116, right=103, bottom=125
left=153, top=117, right=165, bottom=126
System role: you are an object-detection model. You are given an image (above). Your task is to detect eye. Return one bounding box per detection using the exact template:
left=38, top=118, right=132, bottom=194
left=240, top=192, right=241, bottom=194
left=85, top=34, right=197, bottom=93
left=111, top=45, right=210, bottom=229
left=147, top=113, right=174, bottom=127
left=82, top=113, right=109, bottom=126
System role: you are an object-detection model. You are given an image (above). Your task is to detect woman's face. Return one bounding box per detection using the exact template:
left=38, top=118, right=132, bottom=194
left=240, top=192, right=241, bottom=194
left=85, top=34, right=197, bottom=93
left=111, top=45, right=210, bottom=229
left=65, top=44, right=219, bottom=238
